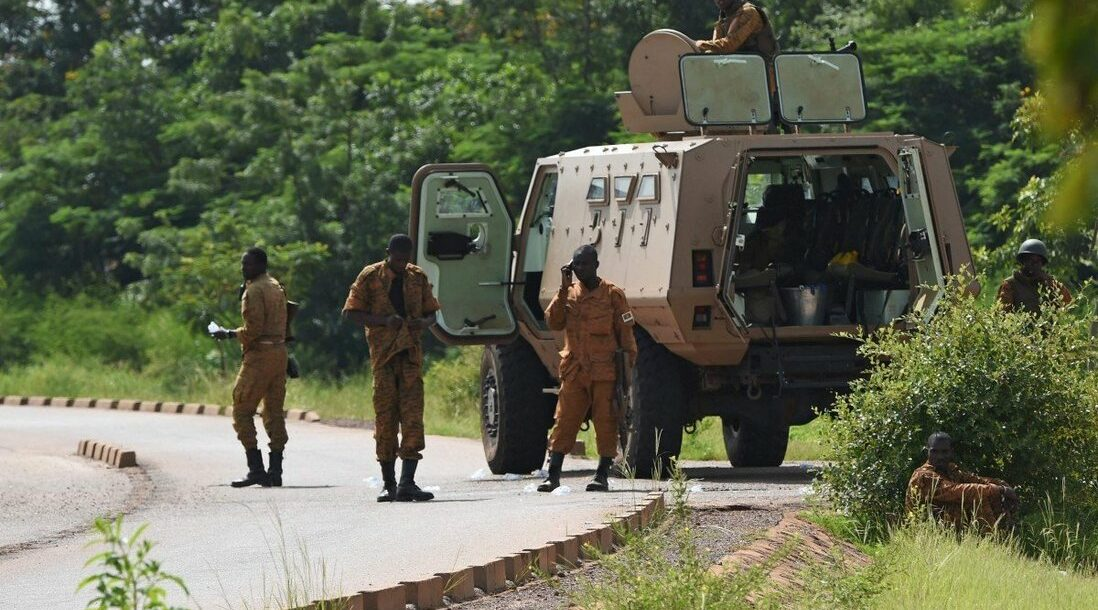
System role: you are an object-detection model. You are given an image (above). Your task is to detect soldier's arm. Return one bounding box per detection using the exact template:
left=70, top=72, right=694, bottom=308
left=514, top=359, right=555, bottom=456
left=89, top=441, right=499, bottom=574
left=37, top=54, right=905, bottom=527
left=996, top=280, right=1015, bottom=312
left=545, top=287, right=569, bottom=331
left=409, top=273, right=440, bottom=330
left=342, top=269, right=384, bottom=328
left=236, top=284, right=264, bottom=350
left=698, top=7, right=763, bottom=53
left=930, top=477, right=997, bottom=505
left=611, top=288, right=638, bottom=368
left=1052, top=279, right=1072, bottom=306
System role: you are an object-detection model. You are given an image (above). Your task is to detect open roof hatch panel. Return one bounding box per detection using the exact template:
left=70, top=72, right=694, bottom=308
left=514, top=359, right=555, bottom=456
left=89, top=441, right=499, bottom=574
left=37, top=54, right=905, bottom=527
left=774, top=53, right=866, bottom=124
left=680, top=54, right=772, bottom=126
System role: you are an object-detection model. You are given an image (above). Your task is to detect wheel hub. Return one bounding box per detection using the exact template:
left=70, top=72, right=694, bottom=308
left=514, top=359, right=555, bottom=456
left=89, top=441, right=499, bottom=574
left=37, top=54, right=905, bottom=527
left=482, top=373, right=500, bottom=439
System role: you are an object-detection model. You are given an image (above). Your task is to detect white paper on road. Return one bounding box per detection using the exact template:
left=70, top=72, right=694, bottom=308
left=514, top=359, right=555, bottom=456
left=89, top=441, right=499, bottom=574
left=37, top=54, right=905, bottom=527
left=468, top=468, right=489, bottom=480
left=551, top=485, right=572, bottom=496
left=523, top=483, right=538, bottom=493
left=689, top=484, right=704, bottom=493
left=502, top=473, right=524, bottom=481
left=364, top=476, right=382, bottom=489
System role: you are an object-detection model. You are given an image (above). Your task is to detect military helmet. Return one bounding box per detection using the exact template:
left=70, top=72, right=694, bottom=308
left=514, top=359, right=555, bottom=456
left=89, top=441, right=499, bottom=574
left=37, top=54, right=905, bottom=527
left=1016, top=238, right=1049, bottom=263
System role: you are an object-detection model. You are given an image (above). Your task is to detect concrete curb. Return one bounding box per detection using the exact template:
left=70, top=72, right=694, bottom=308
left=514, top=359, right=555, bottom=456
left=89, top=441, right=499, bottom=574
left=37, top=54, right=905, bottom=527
left=77, top=439, right=138, bottom=468
left=293, top=489, right=667, bottom=610
left=1, top=395, right=321, bottom=423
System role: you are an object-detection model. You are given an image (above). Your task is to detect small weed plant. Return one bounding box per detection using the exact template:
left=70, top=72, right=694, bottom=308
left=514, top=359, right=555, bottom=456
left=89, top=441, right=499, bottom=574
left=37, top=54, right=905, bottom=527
left=78, top=516, right=188, bottom=610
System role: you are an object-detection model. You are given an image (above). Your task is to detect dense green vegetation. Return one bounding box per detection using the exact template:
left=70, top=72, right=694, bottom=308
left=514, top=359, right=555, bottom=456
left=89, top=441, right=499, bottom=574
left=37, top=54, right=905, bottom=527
left=1, top=0, right=1091, bottom=378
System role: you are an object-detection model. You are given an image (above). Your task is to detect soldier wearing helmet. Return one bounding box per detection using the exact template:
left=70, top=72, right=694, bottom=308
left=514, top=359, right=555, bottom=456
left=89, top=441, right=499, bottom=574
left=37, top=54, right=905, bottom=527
left=996, top=238, right=1072, bottom=314
left=695, top=0, right=779, bottom=60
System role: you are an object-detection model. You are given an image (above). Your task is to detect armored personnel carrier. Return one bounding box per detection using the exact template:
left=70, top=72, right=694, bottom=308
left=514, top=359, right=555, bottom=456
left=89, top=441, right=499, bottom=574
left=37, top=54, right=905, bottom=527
left=408, top=30, right=974, bottom=476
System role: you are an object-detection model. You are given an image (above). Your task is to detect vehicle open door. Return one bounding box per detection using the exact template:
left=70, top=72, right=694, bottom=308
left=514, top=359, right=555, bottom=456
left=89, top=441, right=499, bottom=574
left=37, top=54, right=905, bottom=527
left=898, top=147, right=946, bottom=321
left=410, top=164, right=519, bottom=345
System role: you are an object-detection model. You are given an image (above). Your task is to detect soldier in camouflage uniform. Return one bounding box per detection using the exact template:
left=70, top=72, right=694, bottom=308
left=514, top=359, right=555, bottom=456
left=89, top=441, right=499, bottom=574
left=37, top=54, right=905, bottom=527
left=906, top=432, right=1020, bottom=532
left=996, top=238, right=1072, bottom=315
left=696, top=0, right=779, bottom=60
left=538, top=245, right=638, bottom=493
left=343, top=234, right=441, bottom=502
left=213, top=247, right=290, bottom=488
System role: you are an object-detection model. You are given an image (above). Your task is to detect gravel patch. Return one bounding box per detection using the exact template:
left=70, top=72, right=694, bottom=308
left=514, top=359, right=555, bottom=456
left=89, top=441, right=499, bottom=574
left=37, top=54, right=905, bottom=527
left=452, top=505, right=783, bottom=610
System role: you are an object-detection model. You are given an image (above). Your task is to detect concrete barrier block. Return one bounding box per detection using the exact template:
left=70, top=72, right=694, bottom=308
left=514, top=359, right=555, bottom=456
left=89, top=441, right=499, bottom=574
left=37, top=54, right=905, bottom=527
left=94, top=443, right=107, bottom=461
left=436, top=568, right=475, bottom=602
left=53, top=397, right=74, bottom=407
left=361, top=585, right=405, bottom=610
left=139, top=401, right=160, bottom=413
left=99, top=399, right=119, bottom=410
left=78, top=440, right=88, bottom=455
left=578, top=530, right=602, bottom=559
left=524, top=545, right=556, bottom=576
left=116, top=450, right=137, bottom=468
left=287, top=409, right=305, bottom=420
left=304, top=411, right=321, bottom=422
left=650, top=491, right=665, bottom=514
left=503, top=551, right=532, bottom=584
left=116, top=399, right=139, bottom=411
left=473, top=558, right=507, bottom=594
left=298, top=594, right=365, bottom=610
left=553, top=538, right=580, bottom=569
left=157, top=401, right=180, bottom=413
left=6, top=396, right=29, bottom=406
left=181, top=403, right=203, bottom=415
left=106, top=446, right=119, bottom=466
left=401, top=575, right=444, bottom=609
left=27, top=396, right=48, bottom=406
left=202, top=404, right=223, bottom=416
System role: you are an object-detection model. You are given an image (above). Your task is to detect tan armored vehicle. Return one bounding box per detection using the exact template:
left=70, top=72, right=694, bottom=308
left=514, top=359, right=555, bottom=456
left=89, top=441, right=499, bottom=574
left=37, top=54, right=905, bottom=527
left=408, top=31, right=974, bottom=476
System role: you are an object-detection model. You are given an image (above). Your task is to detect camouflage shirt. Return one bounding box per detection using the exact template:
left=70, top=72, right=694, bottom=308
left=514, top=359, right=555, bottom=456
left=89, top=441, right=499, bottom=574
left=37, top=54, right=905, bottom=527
left=545, top=279, right=638, bottom=382
left=906, top=461, right=1008, bottom=526
left=343, top=261, right=441, bottom=368
left=236, top=273, right=287, bottom=353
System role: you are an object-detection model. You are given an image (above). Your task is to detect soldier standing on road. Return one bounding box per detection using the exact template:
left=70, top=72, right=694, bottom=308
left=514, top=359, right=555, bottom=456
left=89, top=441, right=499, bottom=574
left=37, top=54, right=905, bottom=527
left=695, top=0, right=779, bottom=59
left=213, top=247, right=290, bottom=488
left=906, top=432, right=1020, bottom=532
left=996, top=238, right=1072, bottom=314
left=342, top=234, right=441, bottom=502
left=539, top=245, right=638, bottom=493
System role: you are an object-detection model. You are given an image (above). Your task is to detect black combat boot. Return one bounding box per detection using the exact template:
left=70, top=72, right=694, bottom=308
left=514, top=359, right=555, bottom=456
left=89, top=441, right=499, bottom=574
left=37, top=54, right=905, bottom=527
left=231, top=448, right=268, bottom=488
left=267, top=450, right=283, bottom=487
left=537, top=452, right=565, bottom=492
left=377, top=460, right=398, bottom=503
left=395, top=459, right=434, bottom=502
left=586, top=457, right=613, bottom=492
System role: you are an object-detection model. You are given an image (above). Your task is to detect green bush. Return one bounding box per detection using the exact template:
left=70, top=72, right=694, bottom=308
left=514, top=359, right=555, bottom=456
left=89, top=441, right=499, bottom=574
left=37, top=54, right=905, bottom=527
left=820, top=275, right=1098, bottom=529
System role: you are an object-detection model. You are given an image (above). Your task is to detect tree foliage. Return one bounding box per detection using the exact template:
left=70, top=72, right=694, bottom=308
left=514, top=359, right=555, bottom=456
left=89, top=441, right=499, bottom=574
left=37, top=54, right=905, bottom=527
left=0, top=0, right=1073, bottom=373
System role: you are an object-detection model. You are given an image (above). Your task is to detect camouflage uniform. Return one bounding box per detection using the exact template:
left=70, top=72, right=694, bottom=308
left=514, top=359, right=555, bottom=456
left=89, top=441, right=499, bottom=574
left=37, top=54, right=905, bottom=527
left=232, top=273, right=289, bottom=451
left=343, top=261, right=441, bottom=462
left=906, top=462, right=1016, bottom=531
left=996, top=270, right=1072, bottom=314
left=698, top=2, right=779, bottom=59
left=545, top=279, right=638, bottom=458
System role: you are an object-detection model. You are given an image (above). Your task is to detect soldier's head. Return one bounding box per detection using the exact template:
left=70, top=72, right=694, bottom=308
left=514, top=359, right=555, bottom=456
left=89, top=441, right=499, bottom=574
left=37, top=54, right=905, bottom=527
left=570, top=244, right=600, bottom=283
left=241, top=247, right=268, bottom=281
left=925, top=431, right=954, bottom=469
left=386, top=234, right=414, bottom=272
left=1016, top=238, right=1049, bottom=277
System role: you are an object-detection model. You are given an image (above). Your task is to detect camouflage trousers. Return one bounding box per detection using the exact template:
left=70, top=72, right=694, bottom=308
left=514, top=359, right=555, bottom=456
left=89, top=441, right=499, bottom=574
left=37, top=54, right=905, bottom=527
left=373, top=352, right=425, bottom=462
left=549, top=367, right=618, bottom=458
left=232, top=345, right=288, bottom=451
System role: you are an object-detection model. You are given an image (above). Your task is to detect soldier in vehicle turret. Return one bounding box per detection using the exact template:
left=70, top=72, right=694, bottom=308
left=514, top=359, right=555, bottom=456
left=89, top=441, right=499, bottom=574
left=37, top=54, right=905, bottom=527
left=695, top=0, right=779, bottom=60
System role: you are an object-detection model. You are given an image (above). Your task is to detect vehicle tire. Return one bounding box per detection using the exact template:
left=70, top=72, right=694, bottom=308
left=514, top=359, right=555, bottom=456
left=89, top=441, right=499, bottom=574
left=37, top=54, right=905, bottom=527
left=624, top=327, right=685, bottom=479
left=722, top=412, right=789, bottom=467
left=481, top=337, right=556, bottom=475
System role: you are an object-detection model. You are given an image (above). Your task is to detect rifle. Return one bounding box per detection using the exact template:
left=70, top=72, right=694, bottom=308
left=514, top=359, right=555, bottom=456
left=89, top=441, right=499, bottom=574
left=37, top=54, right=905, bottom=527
left=614, top=349, right=631, bottom=420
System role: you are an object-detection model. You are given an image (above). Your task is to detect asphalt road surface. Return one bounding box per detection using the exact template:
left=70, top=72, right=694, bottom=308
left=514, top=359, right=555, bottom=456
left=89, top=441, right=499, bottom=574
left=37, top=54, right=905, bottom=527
left=0, top=405, right=814, bottom=609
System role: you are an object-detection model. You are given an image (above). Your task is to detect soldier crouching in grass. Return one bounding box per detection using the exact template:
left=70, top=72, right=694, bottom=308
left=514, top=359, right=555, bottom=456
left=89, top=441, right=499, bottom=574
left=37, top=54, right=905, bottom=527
left=539, top=245, right=638, bottom=493
left=342, top=234, right=441, bottom=502
left=906, top=432, right=1020, bottom=533
left=212, top=247, right=290, bottom=488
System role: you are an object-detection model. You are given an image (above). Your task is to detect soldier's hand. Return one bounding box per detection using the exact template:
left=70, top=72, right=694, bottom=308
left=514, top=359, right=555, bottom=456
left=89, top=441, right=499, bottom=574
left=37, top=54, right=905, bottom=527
left=560, top=265, right=574, bottom=290
left=407, top=318, right=424, bottom=331
left=1001, top=486, right=1019, bottom=503
left=386, top=315, right=404, bottom=330
left=211, top=330, right=236, bottom=340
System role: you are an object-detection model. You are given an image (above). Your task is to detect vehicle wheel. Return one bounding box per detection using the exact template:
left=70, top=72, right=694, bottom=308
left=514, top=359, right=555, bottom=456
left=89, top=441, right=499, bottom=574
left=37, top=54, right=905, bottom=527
left=625, top=327, right=685, bottom=478
left=481, top=337, right=556, bottom=474
left=722, top=412, right=789, bottom=467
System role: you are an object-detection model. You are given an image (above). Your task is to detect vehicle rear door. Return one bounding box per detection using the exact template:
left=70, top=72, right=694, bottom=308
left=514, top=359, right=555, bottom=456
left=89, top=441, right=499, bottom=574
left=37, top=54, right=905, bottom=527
left=898, top=147, right=946, bottom=320
left=410, top=163, right=519, bottom=344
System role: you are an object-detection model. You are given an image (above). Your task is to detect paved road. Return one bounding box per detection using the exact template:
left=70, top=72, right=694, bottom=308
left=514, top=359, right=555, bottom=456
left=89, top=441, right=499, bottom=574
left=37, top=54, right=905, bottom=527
left=0, top=406, right=660, bottom=609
